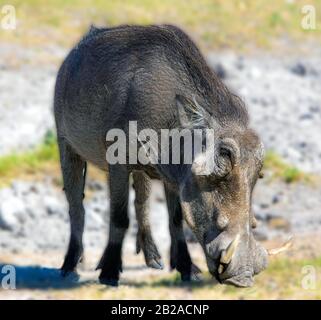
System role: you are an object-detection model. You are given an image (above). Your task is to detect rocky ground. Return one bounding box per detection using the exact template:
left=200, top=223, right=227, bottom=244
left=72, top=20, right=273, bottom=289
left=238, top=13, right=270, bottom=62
left=0, top=44, right=320, bottom=299
left=0, top=172, right=320, bottom=259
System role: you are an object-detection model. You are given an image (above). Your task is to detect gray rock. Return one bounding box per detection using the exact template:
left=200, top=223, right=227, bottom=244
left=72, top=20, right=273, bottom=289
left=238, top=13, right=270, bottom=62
left=0, top=196, right=25, bottom=231
left=272, top=194, right=282, bottom=204
left=11, top=181, right=34, bottom=196
left=259, top=203, right=270, bottom=210
left=309, top=105, right=320, bottom=113
left=235, top=56, right=245, bottom=70
left=299, top=113, right=313, bottom=120
left=87, top=180, right=104, bottom=191
left=43, top=195, right=64, bottom=216
left=290, top=62, right=307, bottom=76
left=253, top=228, right=269, bottom=241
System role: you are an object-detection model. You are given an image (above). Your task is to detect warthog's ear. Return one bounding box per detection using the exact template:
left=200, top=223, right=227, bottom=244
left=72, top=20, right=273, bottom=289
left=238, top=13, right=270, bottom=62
left=215, top=138, right=240, bottom=175
left=176, top=94, right=212, bottom=128
left=192, top=138, right=240, bottom=177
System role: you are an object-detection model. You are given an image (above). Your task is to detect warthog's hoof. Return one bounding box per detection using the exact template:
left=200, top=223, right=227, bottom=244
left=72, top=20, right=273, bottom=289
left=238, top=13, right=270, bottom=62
left=60, top=269, right=79, bottom=282
left=60, top=267, right=78, bottom=278
left=136, top=232, right=163, bottom=270
left=181, top=264, right=202, bottom=282
left=60, top=268, right=72, bottom=277
left=146, top=258, right=164, bottom=270
left=99, top=277, right=119, bottom=287
left=61, top=244, right=83, bottom=277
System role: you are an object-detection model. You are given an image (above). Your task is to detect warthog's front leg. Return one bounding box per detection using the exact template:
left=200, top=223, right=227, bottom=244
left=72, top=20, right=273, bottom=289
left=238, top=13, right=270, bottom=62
left=132, top=171, right=163, bottom=269
left=164, top=184, right=201, bottom=281
left=97, top=165, right=129, bottom=286
left=58, top=137, right=86, bottom=276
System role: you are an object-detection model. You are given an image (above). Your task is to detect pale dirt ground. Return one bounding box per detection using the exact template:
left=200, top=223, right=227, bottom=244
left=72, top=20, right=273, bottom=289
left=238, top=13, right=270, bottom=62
left=0, top=234, right=321, bottom=300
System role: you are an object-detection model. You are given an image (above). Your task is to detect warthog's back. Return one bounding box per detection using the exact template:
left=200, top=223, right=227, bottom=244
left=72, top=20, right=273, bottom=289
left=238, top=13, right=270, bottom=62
left=54, top=24, right=248, bottom=169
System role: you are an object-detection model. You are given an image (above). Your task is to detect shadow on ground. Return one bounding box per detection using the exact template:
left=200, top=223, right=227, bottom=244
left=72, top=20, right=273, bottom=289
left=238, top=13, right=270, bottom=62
left=0, top=262, right=219, bottom=290
left=119, top=278, right=219, bottom=289
left=0, top=263, right=91, bottom=290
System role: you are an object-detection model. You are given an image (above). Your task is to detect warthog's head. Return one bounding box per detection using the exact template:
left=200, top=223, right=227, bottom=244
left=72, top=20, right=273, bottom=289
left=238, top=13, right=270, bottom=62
left=175, top=95, right=290, bottom=287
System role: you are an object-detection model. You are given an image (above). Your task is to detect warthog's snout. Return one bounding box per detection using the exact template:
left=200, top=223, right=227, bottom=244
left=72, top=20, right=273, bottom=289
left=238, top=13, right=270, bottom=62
left=206, top=233, right=292, bottom=287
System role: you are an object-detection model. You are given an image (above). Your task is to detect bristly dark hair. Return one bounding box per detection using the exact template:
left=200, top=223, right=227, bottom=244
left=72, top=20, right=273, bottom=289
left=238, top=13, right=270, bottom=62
left=158, top=25, right=249, bottom=127
left=79, top=24, right=249, bottom=127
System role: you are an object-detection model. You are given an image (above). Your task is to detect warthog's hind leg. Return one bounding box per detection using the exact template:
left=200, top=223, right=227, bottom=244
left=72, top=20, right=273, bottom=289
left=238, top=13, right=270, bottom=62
left=58, top=137, right=86, bottom=276
left=97, top=165, right=129, bottom=286
left=132, top=171, right=163, bottom=270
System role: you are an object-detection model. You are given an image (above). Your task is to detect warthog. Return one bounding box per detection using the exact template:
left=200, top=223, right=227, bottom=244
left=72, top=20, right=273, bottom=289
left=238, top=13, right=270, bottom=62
left=54, top=24, right=289, bottom=287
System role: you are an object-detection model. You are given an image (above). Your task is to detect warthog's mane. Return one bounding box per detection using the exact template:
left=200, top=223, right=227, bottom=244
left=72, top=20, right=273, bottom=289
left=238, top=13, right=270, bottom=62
left=79, top=24, right=249, bottom=129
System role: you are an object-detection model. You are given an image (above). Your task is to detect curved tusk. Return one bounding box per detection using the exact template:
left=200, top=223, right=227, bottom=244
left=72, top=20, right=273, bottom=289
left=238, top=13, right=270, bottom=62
left=220, top=233, right=241, bottom=265
left=267, top=236, right=293, bottom=256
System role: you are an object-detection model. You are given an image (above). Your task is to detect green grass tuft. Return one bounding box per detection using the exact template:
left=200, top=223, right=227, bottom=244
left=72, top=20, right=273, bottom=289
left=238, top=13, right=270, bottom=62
left=0, top=131, right=59, bottom=185
left=263, top=150, right=314, bottom=184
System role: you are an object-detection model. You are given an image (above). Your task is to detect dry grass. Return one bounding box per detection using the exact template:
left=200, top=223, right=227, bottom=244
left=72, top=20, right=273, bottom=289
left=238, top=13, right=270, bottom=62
left=1, top=0, right=321, bottom=53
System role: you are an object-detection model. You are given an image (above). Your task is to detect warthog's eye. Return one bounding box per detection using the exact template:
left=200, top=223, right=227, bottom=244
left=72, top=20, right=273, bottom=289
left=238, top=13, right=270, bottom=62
left=258, top=171, right=264, bottom=179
